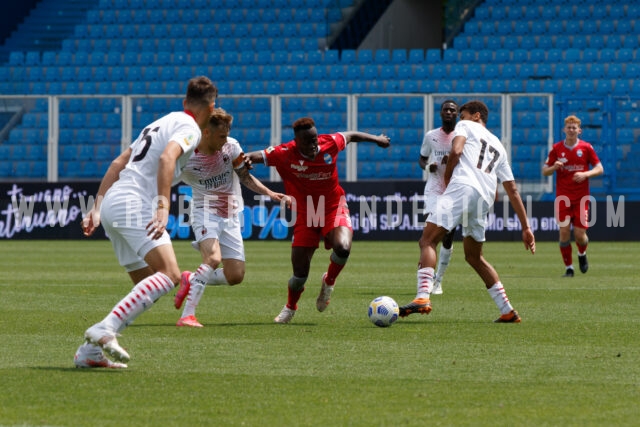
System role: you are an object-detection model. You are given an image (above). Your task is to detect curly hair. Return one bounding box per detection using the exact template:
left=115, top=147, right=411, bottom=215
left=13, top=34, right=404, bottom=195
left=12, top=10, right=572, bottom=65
left=459, top=100, right=488, bottom=124
left=292, top=117, right=316, bottom=133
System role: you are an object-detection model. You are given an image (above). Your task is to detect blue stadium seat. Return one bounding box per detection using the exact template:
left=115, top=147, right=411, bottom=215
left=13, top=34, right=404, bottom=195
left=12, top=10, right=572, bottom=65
left=555, top=79, right=574, bottom=95
left=569, top=63, right=587, bottom=78
left=475, top=35, right=493, bottom=50
left=615, top=47, right=634, bottom=63
left=464, top=20, right=482, bottom=35
left=494, top=49, right=510, bottom=63
left=483, top=63, right=499, bottom=79
left=396, top=64, right=412, bottom=79
left=626, top=63, right=640, bottom=78
left=501, top=64, right=517, bottom=78
left=535, top=63, right=552, bottom=78
left=358, top=162, right=377, bottom=179
left=605, top=34, right=622, bottom=49
left=425, top=49, right=440, bottom=63
left=551, top=63, right=569, bottom=79
left=587, top=34, right=604, bottom=49
left=378, top=162, right=396, bottom=178
left=592, top=47, right=612, bottom=62
left=595, top=79, right=613, bottom=95
left=628, top=4, right=640, bottom=18
left=617, top=129, right=635, bottom=144
left=14, top=161, right=32, bottom=177
left=30, top=160, right=46, bottom=177
left=454, top=36, right=469, bottom=49
left=323, top=50, right=339, bottom=64
left=475, top=49, right=491, bottom=63
left=374, top=49, right=390, bottom=64
left=589, top=63, right=605, bottom=78
left=518, top=63, right=534, bottom=78
left=599, top=19, right=615, bottom=34
left=613, top=79, right=631, bottom=95
left=357, top=49, right=373, bottom=64
left=470, top=80, right=487, bottom=92
left=537, top=79, right=557, bottom=93
left=390, top=49, right=407, bottom=64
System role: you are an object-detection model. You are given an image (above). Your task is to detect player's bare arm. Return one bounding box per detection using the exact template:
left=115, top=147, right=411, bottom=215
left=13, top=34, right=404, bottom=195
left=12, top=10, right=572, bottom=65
left=235, top=164, right=292, bottom=207
left=418, top=155, right=429, bottom=170
left=503, top=180, right=536, bottom=254
left=444, top=135, right=465, bottom=185
left=542, top=161, right=564, bottom=176
left=342, top=131, right=391, bottom=148
left=82, top=147, right=132, bottom=237
left=573, top=162, right=604, bottom=183
left=147, top=141, right=182, bottom=240
left=245, top=151, right=265, bottom=167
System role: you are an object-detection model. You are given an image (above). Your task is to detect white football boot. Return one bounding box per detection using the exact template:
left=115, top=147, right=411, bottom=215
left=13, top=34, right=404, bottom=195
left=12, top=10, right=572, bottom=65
left=274, top=306, right=296, bottom=324
left=84, top=322, right=130, bottom=363
left=74, top=342, right=127, bottom=369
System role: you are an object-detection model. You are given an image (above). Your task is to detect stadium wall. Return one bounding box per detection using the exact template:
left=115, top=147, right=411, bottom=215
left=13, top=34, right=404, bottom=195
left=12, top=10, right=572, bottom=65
left=359, top=0, right=443, bottom=50
left=0, top=181, right=632, bottom=241
left=0, top=1, right=39, bottom=44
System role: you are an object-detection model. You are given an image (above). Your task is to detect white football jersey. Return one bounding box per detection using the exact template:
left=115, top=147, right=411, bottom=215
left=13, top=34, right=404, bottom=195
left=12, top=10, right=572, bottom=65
left=420, top=127, right=455, bottom=197
left=181, top=137, right=245, bottom=219
left=450, top=120, right=514, bottom=203
left=111, top=111, right=200, bottom=200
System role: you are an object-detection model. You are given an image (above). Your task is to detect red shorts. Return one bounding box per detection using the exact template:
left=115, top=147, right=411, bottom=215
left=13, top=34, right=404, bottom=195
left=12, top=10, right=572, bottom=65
left=555, top=197, right=590, bottom=229
left=292, top=202, right=352, bottom=248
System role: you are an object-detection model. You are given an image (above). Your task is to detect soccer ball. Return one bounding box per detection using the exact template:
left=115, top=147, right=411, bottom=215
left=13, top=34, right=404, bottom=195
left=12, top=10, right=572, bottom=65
left=368, top=296, right=399, bottom=327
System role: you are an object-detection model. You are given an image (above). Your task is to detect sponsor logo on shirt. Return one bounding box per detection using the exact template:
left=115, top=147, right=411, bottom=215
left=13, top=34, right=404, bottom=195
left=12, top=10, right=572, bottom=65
left=291, top=160, right=308, bottom=171
left=199, top=171, right=231, bottom=190
left=296, top=171, right=332, bottom=180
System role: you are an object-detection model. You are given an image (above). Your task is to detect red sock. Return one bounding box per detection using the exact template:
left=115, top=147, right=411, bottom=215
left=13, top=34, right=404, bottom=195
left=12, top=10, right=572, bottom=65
left=325, top=260, right=345, bottom=286
left=560, top=244, right=573, bottom=266
left=576, top=242, right=588, bottom=255
left=286, top=287, right=304, bottom=310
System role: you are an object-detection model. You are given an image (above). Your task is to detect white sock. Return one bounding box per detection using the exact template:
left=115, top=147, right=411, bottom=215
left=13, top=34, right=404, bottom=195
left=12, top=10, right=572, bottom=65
left=487, top=282, right=514, bottom=315
left=435, top=246, right=452, bottom=282
left=416, top=267, right=434, bottom=299
left=105, top=272, right=174, bottom=333
left=193, top=264, right=229, bottom=286
left=182, top=282, right=205, bottom=317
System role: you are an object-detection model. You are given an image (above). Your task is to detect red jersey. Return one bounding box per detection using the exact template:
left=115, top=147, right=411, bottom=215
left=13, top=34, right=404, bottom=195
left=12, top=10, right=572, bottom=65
left=263, top=133, right=347, bottom=215
left=545, top=139, right=601, bottom=202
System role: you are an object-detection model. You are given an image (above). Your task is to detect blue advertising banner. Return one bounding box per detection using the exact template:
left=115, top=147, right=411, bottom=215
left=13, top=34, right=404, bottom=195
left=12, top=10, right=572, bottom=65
left=0, top=181, right=632, bottom=241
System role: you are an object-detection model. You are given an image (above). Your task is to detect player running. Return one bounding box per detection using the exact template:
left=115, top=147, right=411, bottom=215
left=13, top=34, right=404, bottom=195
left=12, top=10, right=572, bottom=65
left=399, top=100, right=535, bottom=323
left=74, top=76, right=217, bottom=368
left=174, top=108, right=289, bottom=327
left=246, top=117, right=390, bottom=323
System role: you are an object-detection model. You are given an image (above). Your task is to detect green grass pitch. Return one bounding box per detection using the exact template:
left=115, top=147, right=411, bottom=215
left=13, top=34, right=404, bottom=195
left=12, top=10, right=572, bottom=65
left=0, top=239, right=638, bottom=426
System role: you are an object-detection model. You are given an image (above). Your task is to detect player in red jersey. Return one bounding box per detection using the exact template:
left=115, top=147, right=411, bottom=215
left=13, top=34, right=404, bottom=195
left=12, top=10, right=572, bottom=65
left=247, top=117, right=390, bottom=323
left=542, top=115, right=604, bottom=277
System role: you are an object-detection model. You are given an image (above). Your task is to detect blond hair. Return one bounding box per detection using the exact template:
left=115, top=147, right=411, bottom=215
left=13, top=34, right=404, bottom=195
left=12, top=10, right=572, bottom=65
left=564, top=115, right=582, bottom=127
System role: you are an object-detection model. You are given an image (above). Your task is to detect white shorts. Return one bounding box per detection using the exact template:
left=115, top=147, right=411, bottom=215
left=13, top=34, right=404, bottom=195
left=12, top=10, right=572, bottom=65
left=190, top=209, right=245, bottom=261
left=100, top=191, right=172, bottom=272
left=427, top=183, right=491, bottom=242
left=423, top=193, right=440, bottom=217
